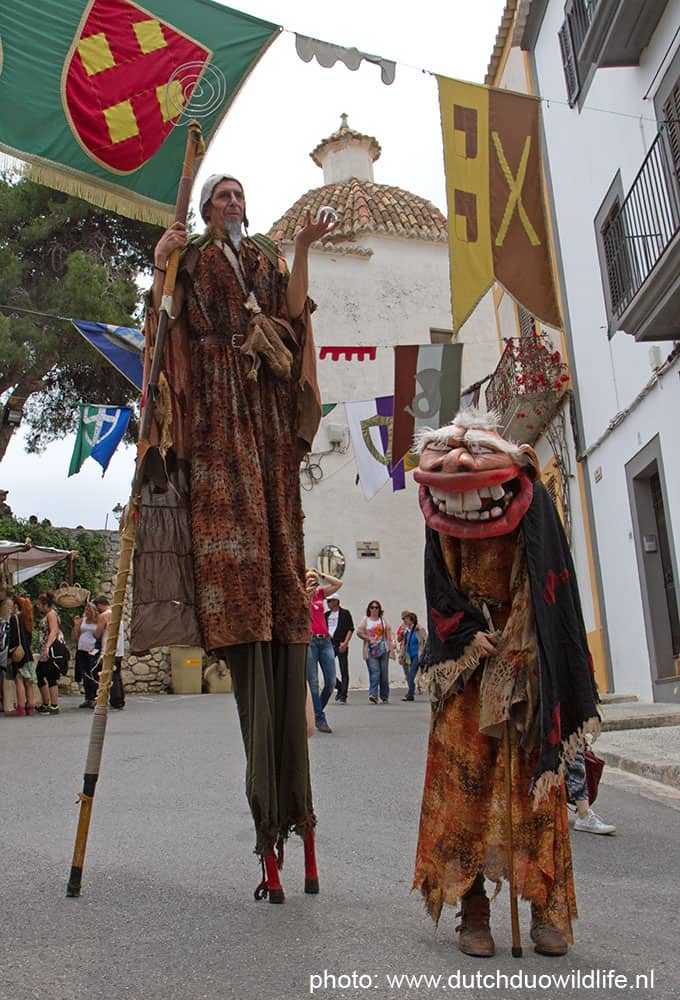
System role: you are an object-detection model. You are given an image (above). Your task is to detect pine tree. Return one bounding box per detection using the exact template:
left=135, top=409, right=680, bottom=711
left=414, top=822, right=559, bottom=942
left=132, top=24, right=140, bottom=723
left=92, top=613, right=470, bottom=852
left=0, top=173, right=161, bottom=459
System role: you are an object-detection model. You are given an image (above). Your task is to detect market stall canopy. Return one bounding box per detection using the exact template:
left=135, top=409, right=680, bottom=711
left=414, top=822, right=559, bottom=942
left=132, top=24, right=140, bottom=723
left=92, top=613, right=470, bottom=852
left=0, top=541, right=75, bottom=586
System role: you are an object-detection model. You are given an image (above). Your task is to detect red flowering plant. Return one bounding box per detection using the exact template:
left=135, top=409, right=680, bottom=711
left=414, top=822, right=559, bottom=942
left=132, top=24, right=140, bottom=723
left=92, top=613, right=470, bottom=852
left=486, top=332, right=569, bottom=421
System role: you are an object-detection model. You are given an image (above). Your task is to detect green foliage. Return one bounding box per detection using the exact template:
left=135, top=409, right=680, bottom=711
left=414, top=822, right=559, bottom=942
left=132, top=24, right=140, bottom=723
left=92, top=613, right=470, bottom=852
left=0, top=173, right=162, bottom=450
left=0, top=513, right=108, bottom=634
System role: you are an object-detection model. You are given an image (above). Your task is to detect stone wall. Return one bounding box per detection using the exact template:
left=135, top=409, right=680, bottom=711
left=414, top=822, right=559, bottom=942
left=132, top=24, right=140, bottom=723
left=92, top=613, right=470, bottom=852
left=71, top=527, right=172, bottom=694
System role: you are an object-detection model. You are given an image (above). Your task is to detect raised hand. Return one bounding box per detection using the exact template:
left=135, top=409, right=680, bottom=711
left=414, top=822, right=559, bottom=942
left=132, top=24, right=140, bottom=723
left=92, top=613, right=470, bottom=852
left=294, top=209, right=337, bottom=250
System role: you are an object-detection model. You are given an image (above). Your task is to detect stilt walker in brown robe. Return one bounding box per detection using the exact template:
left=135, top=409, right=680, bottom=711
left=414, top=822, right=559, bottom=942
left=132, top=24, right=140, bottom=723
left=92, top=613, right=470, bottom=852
left=131, top=175, right=336, bottom=901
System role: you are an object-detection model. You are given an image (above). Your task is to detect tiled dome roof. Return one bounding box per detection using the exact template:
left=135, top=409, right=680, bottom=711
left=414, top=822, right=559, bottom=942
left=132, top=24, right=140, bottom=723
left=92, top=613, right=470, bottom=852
left=268, top=178, right=448, bottom=245
left=310, top=121, right=381, bottom=167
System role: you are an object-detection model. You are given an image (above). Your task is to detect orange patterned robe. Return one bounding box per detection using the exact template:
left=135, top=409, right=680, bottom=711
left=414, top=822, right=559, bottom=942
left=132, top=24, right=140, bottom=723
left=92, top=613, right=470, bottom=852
left=413, top=533, right=577, bottom=942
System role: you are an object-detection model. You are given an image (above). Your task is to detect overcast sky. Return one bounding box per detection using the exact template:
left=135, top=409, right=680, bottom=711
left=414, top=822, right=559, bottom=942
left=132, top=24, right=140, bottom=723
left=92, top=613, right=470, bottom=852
left=1, top=0, right=507, bottom=529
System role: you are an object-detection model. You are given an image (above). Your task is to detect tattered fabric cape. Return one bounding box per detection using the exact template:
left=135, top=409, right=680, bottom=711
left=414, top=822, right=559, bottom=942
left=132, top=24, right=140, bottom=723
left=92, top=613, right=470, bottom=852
left=420, top=481, right=600, bottom=793
left=130, top=234, right=321, bottom=654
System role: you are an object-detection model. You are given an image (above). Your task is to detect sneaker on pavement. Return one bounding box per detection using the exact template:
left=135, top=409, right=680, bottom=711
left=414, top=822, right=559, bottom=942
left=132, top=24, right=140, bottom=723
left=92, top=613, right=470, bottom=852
left=573, top=808, right=616, bottom=835
left=316, top=721, right=332, bottom=734
left=36, top=705, right=50, bottom=715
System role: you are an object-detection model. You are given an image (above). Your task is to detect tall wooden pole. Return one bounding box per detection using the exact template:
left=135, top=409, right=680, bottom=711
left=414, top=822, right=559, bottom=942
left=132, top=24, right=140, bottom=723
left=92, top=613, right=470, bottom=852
left=67, top=121, right=204, bottom=898
left=504, top=720, right=523, bottom=957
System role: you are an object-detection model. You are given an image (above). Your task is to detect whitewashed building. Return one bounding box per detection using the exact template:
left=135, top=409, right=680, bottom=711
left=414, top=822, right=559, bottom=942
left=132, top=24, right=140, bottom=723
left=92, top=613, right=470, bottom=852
left=268, top=117, right=497, bottom=690
left=486, top=0, right=680, bottom=702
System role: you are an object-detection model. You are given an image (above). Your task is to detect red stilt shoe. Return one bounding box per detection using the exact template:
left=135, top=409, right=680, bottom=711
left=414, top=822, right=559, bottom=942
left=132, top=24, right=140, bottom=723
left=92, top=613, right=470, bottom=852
left=254, top=849, right=284, bottom=904
left=304, top=828, right=319, bottom=894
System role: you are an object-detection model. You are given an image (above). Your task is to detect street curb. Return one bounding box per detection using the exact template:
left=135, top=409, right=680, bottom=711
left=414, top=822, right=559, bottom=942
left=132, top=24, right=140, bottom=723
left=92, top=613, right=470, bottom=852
left=601, top=714, right=680, bottom=732
left=599, top=750, right=680, bottom=791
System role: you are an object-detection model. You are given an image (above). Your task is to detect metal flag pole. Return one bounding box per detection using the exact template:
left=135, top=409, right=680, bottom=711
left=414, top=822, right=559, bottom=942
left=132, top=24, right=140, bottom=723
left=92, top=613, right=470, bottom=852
left=66, top=119, right=204, bottom=898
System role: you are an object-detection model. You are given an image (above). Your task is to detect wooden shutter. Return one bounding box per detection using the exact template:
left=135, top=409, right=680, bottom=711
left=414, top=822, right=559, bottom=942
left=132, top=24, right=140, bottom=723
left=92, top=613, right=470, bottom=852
left=663, top=79, right=680, bottom=180
left=518, top=307, right=535, bottom=338
left=558, top=19, right=580, bottom=107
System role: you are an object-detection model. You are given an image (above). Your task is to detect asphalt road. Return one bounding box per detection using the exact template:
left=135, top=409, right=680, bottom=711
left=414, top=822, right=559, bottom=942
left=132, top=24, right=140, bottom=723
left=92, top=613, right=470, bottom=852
left=1, top=692, right=677, bottom=1000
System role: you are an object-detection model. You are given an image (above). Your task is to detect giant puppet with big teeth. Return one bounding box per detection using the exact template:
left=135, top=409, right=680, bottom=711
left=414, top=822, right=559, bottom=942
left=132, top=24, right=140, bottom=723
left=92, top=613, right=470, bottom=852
left=411, top=410, right=600, bottom=959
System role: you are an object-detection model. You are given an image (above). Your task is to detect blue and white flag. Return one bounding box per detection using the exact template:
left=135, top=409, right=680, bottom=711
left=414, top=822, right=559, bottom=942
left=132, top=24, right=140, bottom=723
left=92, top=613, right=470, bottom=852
left=68, top=403, right=132, bottom=477
left=71, top=320, right=144, bottom=391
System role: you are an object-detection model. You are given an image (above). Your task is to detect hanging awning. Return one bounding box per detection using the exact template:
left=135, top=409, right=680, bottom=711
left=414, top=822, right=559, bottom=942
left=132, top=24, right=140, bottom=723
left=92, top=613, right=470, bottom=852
left=0, top=541, right=75, bottom=586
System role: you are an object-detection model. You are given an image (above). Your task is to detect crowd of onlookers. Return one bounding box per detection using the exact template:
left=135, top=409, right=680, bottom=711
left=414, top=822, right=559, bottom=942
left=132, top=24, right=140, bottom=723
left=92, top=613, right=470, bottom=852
left=304, top=568, right=429, bottom=735
left=0, top=589, right=125, bottom=717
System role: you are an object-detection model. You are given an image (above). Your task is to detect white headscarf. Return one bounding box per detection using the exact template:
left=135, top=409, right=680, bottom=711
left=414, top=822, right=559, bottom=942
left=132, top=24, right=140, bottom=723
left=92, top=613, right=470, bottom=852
left=198, top=174, right=248, bottom=227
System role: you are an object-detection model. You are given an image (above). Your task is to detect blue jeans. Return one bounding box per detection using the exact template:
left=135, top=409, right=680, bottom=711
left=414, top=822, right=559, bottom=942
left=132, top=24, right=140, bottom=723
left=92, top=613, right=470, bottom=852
left=307, top=636, right=336, bottom=725
left=366, top=652, right=389, bottom=702
left=406, top=654, right=419, bottom=697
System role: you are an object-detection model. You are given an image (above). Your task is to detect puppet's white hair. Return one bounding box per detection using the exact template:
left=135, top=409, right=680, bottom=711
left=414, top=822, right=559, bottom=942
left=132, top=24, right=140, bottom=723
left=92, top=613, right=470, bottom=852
left=413, top=408, right=502, bottom=453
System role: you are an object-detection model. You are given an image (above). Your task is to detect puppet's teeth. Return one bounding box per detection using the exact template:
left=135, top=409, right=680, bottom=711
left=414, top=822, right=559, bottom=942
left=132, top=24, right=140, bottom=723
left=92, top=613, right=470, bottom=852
left=461, top=489, right=482, bottom=511
left=478, top=487, right=491, bottom=498
left=465, top=511, right=480, bottom=520
left=490, top=484, right=505, bottom=501
left=446, top=493, right=464, bottom=515
left=479, top=511, right=490, bottom=520
left=490, top=506, right=503, bottom=518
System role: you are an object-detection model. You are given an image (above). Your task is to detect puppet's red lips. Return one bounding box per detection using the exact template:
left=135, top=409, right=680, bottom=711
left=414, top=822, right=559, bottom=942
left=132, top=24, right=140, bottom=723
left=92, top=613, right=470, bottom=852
left=414, top=465, right=520, bottom=494
left=417, top=471, right=533, bottom=539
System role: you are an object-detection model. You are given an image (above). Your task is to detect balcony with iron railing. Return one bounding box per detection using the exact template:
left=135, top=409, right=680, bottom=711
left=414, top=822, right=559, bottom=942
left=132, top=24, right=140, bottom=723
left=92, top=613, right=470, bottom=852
left=569, top=0, right=668, bottom=69
left=485, top=331, right=570, bottom=445
left=602, top=126, right=680, bottom=340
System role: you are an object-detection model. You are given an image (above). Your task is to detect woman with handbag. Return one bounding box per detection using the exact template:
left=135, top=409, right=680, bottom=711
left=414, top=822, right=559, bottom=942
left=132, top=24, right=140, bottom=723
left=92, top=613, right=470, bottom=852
left=72, top=602, right=100, bottom=709
left=35, top=591, right=63, bottom=716
left=7, top=597, right=37, bottom=716
left=356, top=600, right=394, bottom=704
left=399, top=611, right=427, bottom=702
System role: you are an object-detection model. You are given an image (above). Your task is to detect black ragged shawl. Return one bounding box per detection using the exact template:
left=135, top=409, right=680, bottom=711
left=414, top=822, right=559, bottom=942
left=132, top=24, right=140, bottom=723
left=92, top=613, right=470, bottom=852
left=421, top=481, right=600, bottom=794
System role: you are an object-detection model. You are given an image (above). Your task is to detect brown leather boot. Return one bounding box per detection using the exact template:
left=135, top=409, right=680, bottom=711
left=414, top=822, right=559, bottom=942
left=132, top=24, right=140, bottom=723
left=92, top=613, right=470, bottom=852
left=530, top=904, right=568, bottom=956
left=456, top=891, right=495, bottom=957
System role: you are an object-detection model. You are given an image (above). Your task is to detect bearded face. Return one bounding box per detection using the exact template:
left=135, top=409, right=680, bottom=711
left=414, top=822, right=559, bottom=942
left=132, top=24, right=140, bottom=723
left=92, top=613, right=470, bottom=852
left=414, top=412, right=538, bottom=539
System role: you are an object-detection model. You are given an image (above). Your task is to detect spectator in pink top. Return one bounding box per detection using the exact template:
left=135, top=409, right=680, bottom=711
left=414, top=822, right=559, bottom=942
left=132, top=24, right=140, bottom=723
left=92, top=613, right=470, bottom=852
left=305, top=568, right=343, bottom=734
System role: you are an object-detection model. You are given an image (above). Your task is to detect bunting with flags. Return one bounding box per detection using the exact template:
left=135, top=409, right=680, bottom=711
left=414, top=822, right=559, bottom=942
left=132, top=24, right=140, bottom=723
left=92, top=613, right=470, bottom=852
left=68, top=402, right=132, bottom=476
left=438, top=76, right=561, bottom=333
left=0, top=0, right=280, bottom=223
left=344, top=396, right=405, bottom=500
left=71, top=319, right=144, bottom=390
left=392, top=343, right=463, bottom=468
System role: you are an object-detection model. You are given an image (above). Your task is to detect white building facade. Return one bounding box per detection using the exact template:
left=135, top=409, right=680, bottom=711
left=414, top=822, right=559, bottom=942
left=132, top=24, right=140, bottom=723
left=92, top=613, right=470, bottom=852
left=502, top=0, right=680, bottom=701
left=268, top=118, right=496, bottom=691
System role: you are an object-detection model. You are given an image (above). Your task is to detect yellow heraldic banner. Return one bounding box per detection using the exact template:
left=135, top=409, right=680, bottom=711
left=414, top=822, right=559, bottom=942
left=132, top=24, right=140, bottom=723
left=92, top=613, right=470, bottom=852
left=438, top=76, right=561, bottom=333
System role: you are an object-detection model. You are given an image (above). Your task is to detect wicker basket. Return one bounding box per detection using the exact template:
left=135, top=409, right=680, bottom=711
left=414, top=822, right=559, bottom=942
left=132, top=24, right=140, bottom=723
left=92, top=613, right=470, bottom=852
left=54, top=582, right=90, bottom=609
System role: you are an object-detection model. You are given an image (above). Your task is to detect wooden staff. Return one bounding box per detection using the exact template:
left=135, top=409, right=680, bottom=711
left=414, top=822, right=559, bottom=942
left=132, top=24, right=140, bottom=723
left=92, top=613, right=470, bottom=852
left=482, top=602, right=522, bottom=958
left=504, top=720, right=523, bottom=957
left=67, top=121, right=204, bottom=898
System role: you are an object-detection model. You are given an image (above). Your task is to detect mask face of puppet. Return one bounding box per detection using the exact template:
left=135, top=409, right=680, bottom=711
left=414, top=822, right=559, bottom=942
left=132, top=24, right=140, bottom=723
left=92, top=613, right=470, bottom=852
left=414, top=414, right=539, bottom=540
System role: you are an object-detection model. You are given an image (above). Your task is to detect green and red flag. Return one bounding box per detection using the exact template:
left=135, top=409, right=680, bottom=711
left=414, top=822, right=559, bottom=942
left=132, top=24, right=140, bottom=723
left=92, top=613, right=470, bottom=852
left=0, top=0, right=280, bottom=223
